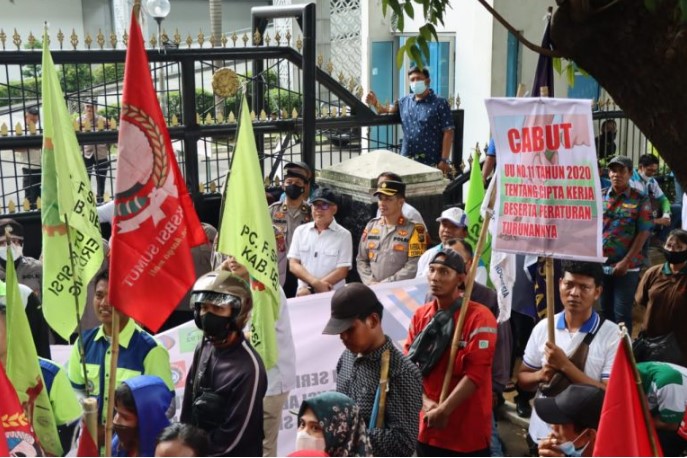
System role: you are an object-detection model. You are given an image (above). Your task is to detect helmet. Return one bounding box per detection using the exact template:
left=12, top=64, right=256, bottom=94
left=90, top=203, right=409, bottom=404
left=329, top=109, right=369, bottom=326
left=190, top=271, right=252, bottom=331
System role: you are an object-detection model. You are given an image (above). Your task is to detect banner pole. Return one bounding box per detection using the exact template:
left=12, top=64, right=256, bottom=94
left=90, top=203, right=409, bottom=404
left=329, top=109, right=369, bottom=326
left=82, top=397, right=98, bottom=448
left=63, top=214, right=92, bottom=397
left=545, top=257, right=556, bottom=343
left=620, top=326, right=661, bottom=456
left=440, top=177, right=497, bottom=403
left=104, top=312, right=120, bottom=456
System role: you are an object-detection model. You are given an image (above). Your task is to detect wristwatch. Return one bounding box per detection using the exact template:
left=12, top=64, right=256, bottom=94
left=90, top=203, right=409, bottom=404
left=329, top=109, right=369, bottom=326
left=438, top=158, right=453, bottom=165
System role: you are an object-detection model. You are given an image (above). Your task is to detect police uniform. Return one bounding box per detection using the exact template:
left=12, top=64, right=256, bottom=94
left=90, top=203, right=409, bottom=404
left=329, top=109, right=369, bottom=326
left=357, top=215, right=426, bottom=284
left=0, top=219, right=43, bottom=299
left=268, top=201, right=312, bottom=253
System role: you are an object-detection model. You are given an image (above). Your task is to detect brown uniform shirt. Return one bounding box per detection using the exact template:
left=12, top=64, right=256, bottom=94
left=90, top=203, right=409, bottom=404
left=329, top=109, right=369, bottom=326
left=356, top=215, right=426, bottom=284
left=268, top=201, right=311, bottom=253
left=0, top=256, right=43, bottom=299
left=636, top=262, right=687, bottom=366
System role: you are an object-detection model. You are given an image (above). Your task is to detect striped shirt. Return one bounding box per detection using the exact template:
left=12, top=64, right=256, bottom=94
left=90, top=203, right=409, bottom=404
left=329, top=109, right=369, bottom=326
left=638, top=362, right=687, bottom=425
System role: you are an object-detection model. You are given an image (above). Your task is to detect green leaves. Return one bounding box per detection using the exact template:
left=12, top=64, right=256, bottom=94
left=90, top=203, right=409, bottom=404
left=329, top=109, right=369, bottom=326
left=384, top=0, right=450, bottom=69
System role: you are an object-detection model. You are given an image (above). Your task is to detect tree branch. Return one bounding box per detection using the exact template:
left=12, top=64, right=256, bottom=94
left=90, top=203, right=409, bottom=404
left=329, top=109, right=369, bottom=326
left=475, top=0, right=566, bottom=58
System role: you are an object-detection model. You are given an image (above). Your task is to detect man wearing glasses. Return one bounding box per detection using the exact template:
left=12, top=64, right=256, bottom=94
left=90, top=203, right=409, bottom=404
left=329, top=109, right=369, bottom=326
left=287, top=188, right=352, bottom=296
left=357, top=180, right=427, bottom=285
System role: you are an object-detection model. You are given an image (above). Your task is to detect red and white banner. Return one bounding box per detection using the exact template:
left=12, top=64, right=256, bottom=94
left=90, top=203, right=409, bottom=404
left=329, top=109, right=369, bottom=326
left=485, top=98, right=604, bottom=262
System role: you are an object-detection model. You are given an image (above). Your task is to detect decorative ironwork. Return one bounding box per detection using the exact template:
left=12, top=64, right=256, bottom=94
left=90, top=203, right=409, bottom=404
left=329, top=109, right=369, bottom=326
left=110, top=31, right=117, bottom=48
left=212, top=68, right=240, bottom=97
left=97, top=29, right=105, bottom=49
left=0, top=29, right=6, bottom=50
left=12, top=29, right=21, bottom=50
left=197, top=30, right=205, bottom=47
left=285, top=30, right=292, bottom=46
left=274, top=31, right=281, bottom=45
left=264, top=32, right=271, bottom=46
left=253, top=28, right=262, bottom=46
left=57, top=29, right=64, bottom=49
left=27, top=32, right=36, bottom=49
left=174, top=29, right=181, bottom=46
left=221, top=33, right=228, bottom=47
left=70, top=28, right=78, bottom=50
left=317, top=54, right=324, bottom=67
left=185, top=33, right=193, bottom=48
left=242, top=32, right=249, bottom=47
left=296, top=35, right=302, bottom=52
left=231, top=31, right=238, bottom=47
left=85, top=33, right=93, bottom=50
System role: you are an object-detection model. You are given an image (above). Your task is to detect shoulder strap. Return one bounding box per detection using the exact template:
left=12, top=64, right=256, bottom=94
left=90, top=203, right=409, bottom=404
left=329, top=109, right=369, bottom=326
left=582, top=316, right=605, bottom=346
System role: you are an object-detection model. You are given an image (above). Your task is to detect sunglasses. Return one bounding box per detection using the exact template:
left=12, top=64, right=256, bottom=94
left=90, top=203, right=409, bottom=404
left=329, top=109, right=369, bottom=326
left=313, top=202, right=333, bottom=210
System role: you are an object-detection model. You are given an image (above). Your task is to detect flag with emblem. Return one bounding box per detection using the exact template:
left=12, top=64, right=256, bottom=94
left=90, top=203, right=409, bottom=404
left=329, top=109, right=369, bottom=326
left=217, top=95, right=280, bottom=369
left=0, top=361, right=42, bottom=456
left=40, top=32, right=104, bottom=341
left=465, top=149, right=492, bottom=270
left=5, top=239, right=61, bottom=455
left=109, top=12, right=207, bottom=331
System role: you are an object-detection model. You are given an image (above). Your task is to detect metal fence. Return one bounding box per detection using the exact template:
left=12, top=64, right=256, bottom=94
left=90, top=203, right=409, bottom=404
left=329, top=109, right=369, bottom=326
left=0, top=25, right=464, bottom=216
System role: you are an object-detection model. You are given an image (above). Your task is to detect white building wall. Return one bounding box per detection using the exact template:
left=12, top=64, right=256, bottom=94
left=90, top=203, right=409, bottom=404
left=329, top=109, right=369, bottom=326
left=2, top=0, right=85, bottom=47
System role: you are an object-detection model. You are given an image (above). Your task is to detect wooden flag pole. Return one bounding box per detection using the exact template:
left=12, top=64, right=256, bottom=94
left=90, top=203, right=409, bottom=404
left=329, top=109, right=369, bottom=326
left=440, top=177, right=497, bottom=403
left=620, top=325, right=661, bottom=456
left=103, top=312, right=120, bottom=456
left=375, top=349, right=391, bottom=429
left=516, top=83, right=527, bottom=98
left=82, top=397, right=98, bottom=447
left=545, top=257, right=556, bottom=343
left=62, top=214, right=91, bottom=397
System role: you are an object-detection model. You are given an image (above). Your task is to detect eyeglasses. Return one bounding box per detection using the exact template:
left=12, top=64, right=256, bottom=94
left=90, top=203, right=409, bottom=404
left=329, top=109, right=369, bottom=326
left=313, top=202, right=332, bottom=210
left=561, top=280, right=595, bottom=293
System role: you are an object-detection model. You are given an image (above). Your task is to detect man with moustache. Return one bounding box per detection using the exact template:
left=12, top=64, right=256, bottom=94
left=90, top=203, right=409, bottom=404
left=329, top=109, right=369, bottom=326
left=405, top=250, right=497, bottom=456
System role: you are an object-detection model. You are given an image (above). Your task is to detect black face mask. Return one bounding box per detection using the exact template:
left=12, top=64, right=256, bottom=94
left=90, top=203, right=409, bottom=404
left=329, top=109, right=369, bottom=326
left=201, top=312, right=234, bottom=343
left=284, top=184, right=305, bottom=200
left=113, top=423, right=138, bottom=449
left=662, top=248, right=687, bottom=265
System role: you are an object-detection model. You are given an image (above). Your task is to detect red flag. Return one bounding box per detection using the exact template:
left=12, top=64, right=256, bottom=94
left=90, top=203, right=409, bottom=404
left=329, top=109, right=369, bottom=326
left=76, top=418, right=98, bottom=457
left=109, top=11, right=207, bottom=331
left=0, top=362, right=43, bottom=456
left=593, top=338, right=663, bottom=457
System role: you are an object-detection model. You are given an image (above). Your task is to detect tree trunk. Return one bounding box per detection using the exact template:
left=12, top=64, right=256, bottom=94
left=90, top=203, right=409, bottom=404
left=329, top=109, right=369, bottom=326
left=551, top=0, right=687, bottom=188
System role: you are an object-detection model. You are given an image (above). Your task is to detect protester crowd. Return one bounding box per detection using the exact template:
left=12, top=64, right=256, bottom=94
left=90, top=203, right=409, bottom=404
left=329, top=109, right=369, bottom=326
left=2, top=61, right=687, bottom=457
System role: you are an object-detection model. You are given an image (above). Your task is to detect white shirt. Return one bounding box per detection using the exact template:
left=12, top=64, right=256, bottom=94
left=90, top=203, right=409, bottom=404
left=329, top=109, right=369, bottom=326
left=416, top=243, right=488, bottom=284
left=376, top=202, right=427, bottom=228
left=287, top=218, right=353, bottom=290
left=266, top=288, right=297, bottom=396
left=523, top=311, right=619, bottom=441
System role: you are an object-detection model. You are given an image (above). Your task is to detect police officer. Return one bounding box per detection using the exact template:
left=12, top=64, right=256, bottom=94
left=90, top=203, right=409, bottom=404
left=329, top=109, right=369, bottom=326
left=357, top=180, right=427, bottom=284
left=0, top=219, right=43, bottom=299
left=269, top=162, right=312, bottom=297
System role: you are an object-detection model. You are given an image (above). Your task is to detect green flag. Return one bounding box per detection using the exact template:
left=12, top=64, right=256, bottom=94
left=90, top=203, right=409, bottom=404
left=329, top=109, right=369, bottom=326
left=217, top=95, right=280, bottom=369
left=465, top=149, right=492, bottom=270
left=40, top=34, right=104, bottom=340
left=5, top=239, right=62, bottom=455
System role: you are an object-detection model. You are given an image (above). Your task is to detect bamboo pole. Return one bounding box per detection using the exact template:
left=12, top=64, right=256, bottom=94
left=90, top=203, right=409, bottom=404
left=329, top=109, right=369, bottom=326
left=103, top=312, right=120, bottom=456
left=620, top=325, right=661, bottom=457
left=545, top=257, right=556, bottom=343
left=375, top=349, right=391, bottom=429
left=440, top=177, right=497, bottom=403
left=82, top=397, right=98, bottom=447
left=516, top=83, right=527, bottom=98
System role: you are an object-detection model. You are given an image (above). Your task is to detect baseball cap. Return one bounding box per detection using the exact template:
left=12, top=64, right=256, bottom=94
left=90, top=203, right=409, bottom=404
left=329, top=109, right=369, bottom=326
left=373, top=180, right=405, bottom=197
left=607, top=155, right=633, bottom=171
left=284, top=161, right=312, bottom=182
left=0, top=219, right=23, bottom=241
left=26, top=106, right=40, bottom=116
left=429, top=250, right=465, bottom=274
left=311, top=187, right=337, bottom=205
left=322, top=283, right=381, bottom=335
left=436, top=207, right=468, bottom=227
left=534, top=384, right=605, bottom=429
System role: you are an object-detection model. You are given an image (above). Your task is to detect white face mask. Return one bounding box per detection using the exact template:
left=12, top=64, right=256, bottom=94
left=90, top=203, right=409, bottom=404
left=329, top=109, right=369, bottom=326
left=295, top=430, right=326, bottom=452
left=0, top=245, right=22, bottom=261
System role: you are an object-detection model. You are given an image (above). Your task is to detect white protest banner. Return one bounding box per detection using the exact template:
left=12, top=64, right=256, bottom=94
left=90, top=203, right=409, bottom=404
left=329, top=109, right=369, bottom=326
left=47, top=278, right=429, bottom=456
left=485, top=98, right=604, bottom=261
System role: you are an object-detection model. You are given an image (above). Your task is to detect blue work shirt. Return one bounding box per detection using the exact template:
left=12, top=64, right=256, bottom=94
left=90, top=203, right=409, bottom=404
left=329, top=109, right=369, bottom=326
left=398, top=89, right=454, bottom=165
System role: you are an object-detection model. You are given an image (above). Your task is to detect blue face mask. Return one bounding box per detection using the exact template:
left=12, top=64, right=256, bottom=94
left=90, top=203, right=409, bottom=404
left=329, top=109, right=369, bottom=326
left=557, top=430, right=590, bottom=457
left=410, top=80, right=427, bottom=94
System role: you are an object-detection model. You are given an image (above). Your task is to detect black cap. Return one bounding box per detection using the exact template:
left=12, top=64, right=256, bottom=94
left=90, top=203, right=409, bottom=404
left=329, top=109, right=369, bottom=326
left=26, top=106, right=39, bottom=116
left=408, top=66, right=430, bottom=78
left=322, top=283, right=380, bottom=335
left=534, top=384, right=605, bottom=429
left=373, top=180, right=405, bottom=197
left=0, top=219, right=23, bottom=240
left=429, top=250, right=465, bottom=273
left=284, top=161, right=312, bottom=182
left=311, top=187, right=337, bottom=205
left=607, top=155, right=633, bottom=171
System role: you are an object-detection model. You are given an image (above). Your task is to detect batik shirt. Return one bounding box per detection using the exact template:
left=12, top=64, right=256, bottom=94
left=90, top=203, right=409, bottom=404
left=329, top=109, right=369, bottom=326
left=602, top=186, right=652, bottom=267
left=398, top=90, right=454, bottom=165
